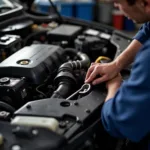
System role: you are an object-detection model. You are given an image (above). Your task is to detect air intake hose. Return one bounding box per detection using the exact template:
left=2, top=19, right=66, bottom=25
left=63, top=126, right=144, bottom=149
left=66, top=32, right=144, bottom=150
left=51, top=49, right=90, bottom=98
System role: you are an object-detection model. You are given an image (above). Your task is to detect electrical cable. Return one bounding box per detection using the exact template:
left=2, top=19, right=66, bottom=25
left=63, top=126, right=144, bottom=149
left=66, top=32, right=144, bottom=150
left=36, top=83, right=47, bottom=98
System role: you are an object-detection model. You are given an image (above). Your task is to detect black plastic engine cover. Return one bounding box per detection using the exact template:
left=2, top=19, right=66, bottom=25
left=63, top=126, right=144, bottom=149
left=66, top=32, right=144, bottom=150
left=0, top=44, right=65, bottom=84
left=15, top=85, right=105, bottom=125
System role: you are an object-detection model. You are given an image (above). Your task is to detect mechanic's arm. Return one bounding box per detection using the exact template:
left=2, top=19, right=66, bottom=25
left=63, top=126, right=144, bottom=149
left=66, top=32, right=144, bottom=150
left=114, top=39, right=142, bottom=71
left=101, top=41, right=150, bottom=142
left=85, top=39, right=142, bottom=85
left=85, top=22, right=150, bottom=85
left=116, top=21, right=150, bottom=70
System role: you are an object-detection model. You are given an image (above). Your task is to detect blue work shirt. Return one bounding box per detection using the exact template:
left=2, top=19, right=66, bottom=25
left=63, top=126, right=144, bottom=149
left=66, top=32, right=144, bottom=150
left=101, top=22, right=150, bottom=148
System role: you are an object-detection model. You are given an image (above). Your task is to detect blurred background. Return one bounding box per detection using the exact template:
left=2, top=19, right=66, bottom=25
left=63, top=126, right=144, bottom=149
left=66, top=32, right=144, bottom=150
left=32, top=0, right=141, bottom=37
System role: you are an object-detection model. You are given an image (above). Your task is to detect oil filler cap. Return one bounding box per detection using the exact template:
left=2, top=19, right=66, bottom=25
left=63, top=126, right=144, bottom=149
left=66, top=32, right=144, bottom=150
left=0, top=77, right=10, bottom=84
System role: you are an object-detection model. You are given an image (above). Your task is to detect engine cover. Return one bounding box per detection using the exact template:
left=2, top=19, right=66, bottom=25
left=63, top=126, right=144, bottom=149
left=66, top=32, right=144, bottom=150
left=0, top=44, right=65, bottom=84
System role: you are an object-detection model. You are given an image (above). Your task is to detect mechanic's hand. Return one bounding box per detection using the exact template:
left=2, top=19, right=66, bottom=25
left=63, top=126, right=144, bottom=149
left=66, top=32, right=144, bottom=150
left=85, top=62, right=120, bottom=85
left=106, top=73, right=122, bottom=90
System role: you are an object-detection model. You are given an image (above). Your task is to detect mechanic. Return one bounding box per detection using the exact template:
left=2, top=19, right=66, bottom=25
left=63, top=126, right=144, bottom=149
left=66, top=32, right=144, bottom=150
left=85, top=0, right=150, bottom=147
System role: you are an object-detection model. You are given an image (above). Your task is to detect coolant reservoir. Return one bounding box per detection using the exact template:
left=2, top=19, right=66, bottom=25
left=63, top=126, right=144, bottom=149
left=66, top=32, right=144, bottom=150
left=11, top=116, right=59, bottom=132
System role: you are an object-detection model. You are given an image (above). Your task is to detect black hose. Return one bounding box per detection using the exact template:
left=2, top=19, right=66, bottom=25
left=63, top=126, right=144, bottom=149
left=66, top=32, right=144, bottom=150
left=59, top=51, right=90, bottom=71
left=51, top=82, right=73, bottom=98
left=60, top=48, right=90, bottom=71
left=63, top=48, right=78, bottom=56
left=51, top=49, right=90, bottom=98
left=23, top=30, right=47, bottom=46
left=0, top=11, right=58, bottom=30
left=77, top=52, right=91, bottom=68
left=24, top=12, right=59, bottom=23
left=63, top=49, right=90, bottom=66
left=0, top=15, right=28, bottom=29
left=0, top=101, right=15, bottom=113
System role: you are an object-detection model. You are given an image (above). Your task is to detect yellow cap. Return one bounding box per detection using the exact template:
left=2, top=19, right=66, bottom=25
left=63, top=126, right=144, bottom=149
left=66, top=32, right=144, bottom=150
left=32, top=24, right=38, bottom=30
left=95, top=56, right=111, bottom=63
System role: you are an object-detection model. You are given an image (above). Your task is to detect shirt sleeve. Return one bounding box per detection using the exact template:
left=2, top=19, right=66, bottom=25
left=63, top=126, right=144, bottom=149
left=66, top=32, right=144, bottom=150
left=133, top=22, right=150, bottom=44
left=101, top=41, right=150, bottom=142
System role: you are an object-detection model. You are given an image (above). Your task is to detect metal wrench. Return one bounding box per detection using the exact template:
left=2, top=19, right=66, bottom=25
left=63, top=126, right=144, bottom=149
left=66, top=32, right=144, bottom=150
left=66, top=83, right=92, bottom=100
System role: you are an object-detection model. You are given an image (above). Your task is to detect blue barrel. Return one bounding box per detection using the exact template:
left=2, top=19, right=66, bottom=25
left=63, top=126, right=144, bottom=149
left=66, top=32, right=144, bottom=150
left=59, top=1, right=74, bottom=17
left=34, top=0, right=74, bottom=17
left=75, top=0, right=95, bottom=21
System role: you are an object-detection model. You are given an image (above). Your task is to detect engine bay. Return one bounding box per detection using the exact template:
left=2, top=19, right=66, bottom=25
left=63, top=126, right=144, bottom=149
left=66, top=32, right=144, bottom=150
left=0, top=1, right=132, bottom=150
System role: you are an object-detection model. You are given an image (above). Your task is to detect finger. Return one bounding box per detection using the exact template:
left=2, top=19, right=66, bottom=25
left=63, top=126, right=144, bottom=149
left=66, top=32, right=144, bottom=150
left=85, top=67, right=98, bottom=83
left=92, top=75, right=108, bottom=85
left=91, top=62, right=96, bottom=66
left=85, top=66, right=95, bottom=81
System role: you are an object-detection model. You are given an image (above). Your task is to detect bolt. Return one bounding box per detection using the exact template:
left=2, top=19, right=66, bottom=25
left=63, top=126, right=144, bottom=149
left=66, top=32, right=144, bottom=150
left=65, top=120, right=69, bottom=124
left=85, top=109, right=91, bottom=113
left=32, top=129, right=39, bottom=135
left=26, top=105, right=31, bottom=109
left=74, top=102, right=79, bottom=106
left=11, top=145, right=21, bottom=150
left=59, top=122, right=67, bottom=128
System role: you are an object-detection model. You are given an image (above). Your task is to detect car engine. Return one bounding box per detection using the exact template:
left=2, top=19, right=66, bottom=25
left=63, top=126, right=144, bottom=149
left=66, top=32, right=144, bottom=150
left=0, top=1, right=133, bottom=150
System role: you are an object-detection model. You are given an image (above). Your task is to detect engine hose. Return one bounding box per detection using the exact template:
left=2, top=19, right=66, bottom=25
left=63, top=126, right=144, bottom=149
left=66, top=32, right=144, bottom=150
left=0, top=11, right=57, bottom=29
left=51, top=81, right=73, bottom=98
left=23, top=30, right=47, bottom=46
left=63, top=48, right=91, bottom=67
left=63, top=48, right=78, bottom=57
left=0, top=15, right=28, bottom=29
left=76, top=52, right=91, bottom=68
left=0, top=101, right=15, bottom=113
left=24, top=12, right=58, bottom=23
left=51, top=50, right=90, bottom=98
left=59, top=52, right=90, bottom=72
